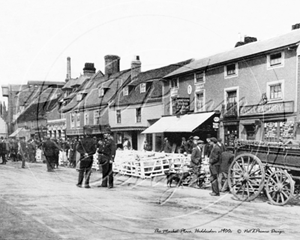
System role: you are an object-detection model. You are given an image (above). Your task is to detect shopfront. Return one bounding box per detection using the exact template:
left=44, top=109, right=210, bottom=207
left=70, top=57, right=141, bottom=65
left=239, top=101, right=296, bottom=142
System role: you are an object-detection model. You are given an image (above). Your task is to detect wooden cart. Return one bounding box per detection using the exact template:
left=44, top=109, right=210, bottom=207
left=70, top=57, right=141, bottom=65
left=228, top=140, right=300, bottom=206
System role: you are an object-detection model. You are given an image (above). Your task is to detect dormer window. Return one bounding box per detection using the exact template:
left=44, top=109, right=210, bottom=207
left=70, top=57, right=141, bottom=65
left=171, top=78, right=179, bottom=88
left=140, top=83, right=146, bottom=93
left=195, top=72, right=205, bottom=84
left=98, top=88, right=105, bottom=97
left=225, top=63, right=238, bottom=78
left=267, top=52, right=284, bottom=69
left=123, top=86, right=129, bottom=96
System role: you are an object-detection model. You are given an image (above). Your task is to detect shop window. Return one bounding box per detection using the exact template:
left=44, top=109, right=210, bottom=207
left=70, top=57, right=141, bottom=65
left=136, top=108, right=141, bottom=123
left=264, top=121, right=294, bottom=142
left=244, top=124, right=256, bottom=140
left=224, top=126, right=239, bottom=146
left=116, top=110, right=121, bottom=124
left=195, top=90, right=205, bottom=112
left=224, top=63, right=238, bottom=78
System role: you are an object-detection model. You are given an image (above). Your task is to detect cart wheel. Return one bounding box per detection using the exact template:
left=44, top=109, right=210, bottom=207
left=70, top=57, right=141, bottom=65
left=265, top=170, right=295, bottom=206
left=228, top=153, right=265, bottom=201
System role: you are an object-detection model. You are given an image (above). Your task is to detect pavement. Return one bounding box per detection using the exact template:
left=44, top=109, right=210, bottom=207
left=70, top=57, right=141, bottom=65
left=1, top=160, right=300, bottom=240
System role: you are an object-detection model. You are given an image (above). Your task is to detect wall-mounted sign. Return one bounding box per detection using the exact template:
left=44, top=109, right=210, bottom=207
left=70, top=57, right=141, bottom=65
left=172, top=97, right=190, bottom=115
left=240, top=101, right=294, bottom=117
left=213, top=116, right=220, bottom=122
left=187, top=85, right=192, bottom=94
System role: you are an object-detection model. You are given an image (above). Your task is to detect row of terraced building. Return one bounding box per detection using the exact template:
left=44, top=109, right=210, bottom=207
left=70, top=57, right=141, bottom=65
left=3, top=25, right=300, bottom=151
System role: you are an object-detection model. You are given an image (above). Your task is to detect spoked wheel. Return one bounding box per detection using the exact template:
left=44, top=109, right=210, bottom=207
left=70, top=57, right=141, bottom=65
left=228, top=153, right=265, bottom=201
left=265, top=170, right=295, bottom=206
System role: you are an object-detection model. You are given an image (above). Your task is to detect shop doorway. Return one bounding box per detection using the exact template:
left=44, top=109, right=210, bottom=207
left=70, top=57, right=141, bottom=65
left=224, top=125, right=239, bottom=147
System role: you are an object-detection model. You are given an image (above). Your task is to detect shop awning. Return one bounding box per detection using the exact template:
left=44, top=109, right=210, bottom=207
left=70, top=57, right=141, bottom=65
left=142, top=112, right=215, bottom=134
left=9, top=128, right=29, bottom=138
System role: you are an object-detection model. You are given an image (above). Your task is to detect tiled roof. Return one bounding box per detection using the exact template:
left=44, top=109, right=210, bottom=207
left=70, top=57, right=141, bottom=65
left=165, top=29, right=300, bottom=78
left=76, top=69, right=131, bottom=110
left=113, top=59, right=193, bottom=107
left=17, top=98, right=58, bottom=122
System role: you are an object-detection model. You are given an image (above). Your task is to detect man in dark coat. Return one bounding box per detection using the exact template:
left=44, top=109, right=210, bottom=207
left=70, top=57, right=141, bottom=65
left=209, top=137, right=222, bottom=196
left=218, top=148, right=234, bottom=192
left=189, top=140, right=203, bottom=186
left=0, top=137, right=7, bottom=164
left=76, top=127, right=97, bottom=188
left=97, top=127, right=116, bottom=188
left=19, top=137, right=28, bottom=168
left=10, top=138, right=18, bottom=162
left=42, top=136, right=59, bottom=172
left=161, top=137, right=172, bottom=153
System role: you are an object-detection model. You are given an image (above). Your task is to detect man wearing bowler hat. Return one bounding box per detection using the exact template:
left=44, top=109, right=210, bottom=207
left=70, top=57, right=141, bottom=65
left=97, top=126, right=116, bottom=189
left=76, top=126, right=96, bottom=188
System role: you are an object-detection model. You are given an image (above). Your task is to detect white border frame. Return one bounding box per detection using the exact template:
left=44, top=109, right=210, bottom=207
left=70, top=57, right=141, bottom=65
left=224, top=63, right=238, bottom=79
left=266, top=79, right=285, bottom=102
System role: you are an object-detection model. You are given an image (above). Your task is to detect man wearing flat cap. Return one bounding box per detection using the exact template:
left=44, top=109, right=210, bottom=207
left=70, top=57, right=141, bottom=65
left=97, top=126, right=116, bottom=188
left=76, top=126, right=97, bottom=188
left=209, top=137, right=222, bottom=196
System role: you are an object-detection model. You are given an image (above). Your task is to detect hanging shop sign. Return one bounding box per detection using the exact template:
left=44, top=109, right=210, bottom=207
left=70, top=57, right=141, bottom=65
left=240, top=101, right=294, bottom=117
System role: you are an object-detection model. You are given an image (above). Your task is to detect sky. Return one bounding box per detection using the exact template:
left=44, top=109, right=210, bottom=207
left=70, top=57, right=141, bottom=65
left=1, top=0, right=300, bottom=102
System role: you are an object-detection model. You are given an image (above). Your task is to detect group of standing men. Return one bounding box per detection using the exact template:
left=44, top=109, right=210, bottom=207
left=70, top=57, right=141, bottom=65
left=189, top=136, right=234, bottom=196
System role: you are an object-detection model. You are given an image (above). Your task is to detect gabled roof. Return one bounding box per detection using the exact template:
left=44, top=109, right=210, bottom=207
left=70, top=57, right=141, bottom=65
left=112, top=59, right=193, bottom=107
left=75, top=69, right=131, bottom=111
left=165, top=29, right=300, bottom=78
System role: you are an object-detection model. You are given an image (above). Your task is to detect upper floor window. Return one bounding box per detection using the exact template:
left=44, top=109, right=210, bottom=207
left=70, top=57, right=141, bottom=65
left=267, top=52, right=284, bottom=69
left=267, top=80, right=284, bottom=101
left=195, top=72, right=205, bottom=84
left=226, top=90, right=237, bottom=103
left=76, top=112, right=80, bottom=127
left=140, top=83, right=146, bottom=93
left=84, top=112, right=89, bottom=125
left=123, top=86, right=129, bottom=96
left=94, top=110, right=100, bottom=125
left=195, top=90, right=205, bottom=112
left=171, top=78, right=179, bottom=88
left=224, top=63, right=238, bottom=78
left=116, top=110, right=121, bottom=124
left=136, top=108, right=141, bottom=122
left=70, top=113, right=75, bottom=128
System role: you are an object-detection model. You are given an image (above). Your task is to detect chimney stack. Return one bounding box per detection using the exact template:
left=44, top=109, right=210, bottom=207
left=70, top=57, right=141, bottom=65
left=104, top=55, right=120, bottom=76
left=292, top=23, right=300, bottom=30
left=83, top=63, right=96, bottom=76
left=131, top=55, right=141, bottom=81
left=66, top=57, right=71, bottom=82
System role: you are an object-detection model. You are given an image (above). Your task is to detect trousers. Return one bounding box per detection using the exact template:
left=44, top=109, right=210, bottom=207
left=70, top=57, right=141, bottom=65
left=77, top=168, right=92, bottom=186
left=102, top=162, right=113, bottom=187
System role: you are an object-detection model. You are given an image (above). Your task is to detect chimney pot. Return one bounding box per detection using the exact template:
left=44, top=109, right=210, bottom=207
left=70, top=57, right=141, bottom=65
left=66, top=57, right=71, bottom=82
left=83, top=63, right=96, bottom=76
left=131, top=55, right=141, bottom=80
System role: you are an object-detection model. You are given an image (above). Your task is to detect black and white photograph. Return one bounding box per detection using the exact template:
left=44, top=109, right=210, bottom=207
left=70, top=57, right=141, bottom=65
left=1, top=0, right=300, bottom=239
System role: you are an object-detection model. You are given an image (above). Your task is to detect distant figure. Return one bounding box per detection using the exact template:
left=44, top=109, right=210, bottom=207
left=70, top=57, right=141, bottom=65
left=217, top=138, right=226, bottom=152
left=76, top=127, right=97, bottom=188
left=19, top=137, right=28, bottom=168
left=209, top=137, right=222, bottom=196
left=143, top=140, right=151, bottom=151
left=42, top=136, right=59, bottom=172
left=161, top=137, right=172, bottom=153
left=180, top=137, right=189, bottom=154
left=0, top=137, right=7, bottom=164
left=123, top=138, right=131, bottom=150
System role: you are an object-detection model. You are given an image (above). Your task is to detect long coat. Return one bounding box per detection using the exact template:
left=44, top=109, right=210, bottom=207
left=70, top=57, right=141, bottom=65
left=76, top=136, right=97, bottom=169
left=190, top=146, right=202, bottom=167
left=209, top=144, right=222, bottom=175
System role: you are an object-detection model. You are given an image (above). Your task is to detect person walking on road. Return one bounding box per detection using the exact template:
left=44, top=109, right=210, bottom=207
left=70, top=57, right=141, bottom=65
left=42, top=136, right=59, bottom=172
left=97, top=127, right=116, bottom=189
left=76, top=127, right=97, bottom=188
left=0, top=137, right=7, bottom=164
left=209, top=137, right=222, bottom=196
left=19, top=137, right=28, bottom=168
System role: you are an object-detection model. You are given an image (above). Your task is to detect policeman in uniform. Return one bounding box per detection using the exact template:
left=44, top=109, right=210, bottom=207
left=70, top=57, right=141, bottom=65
left=76, top=126, right=97, bottom=188
left=97, top=127, right=116, bottom=189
